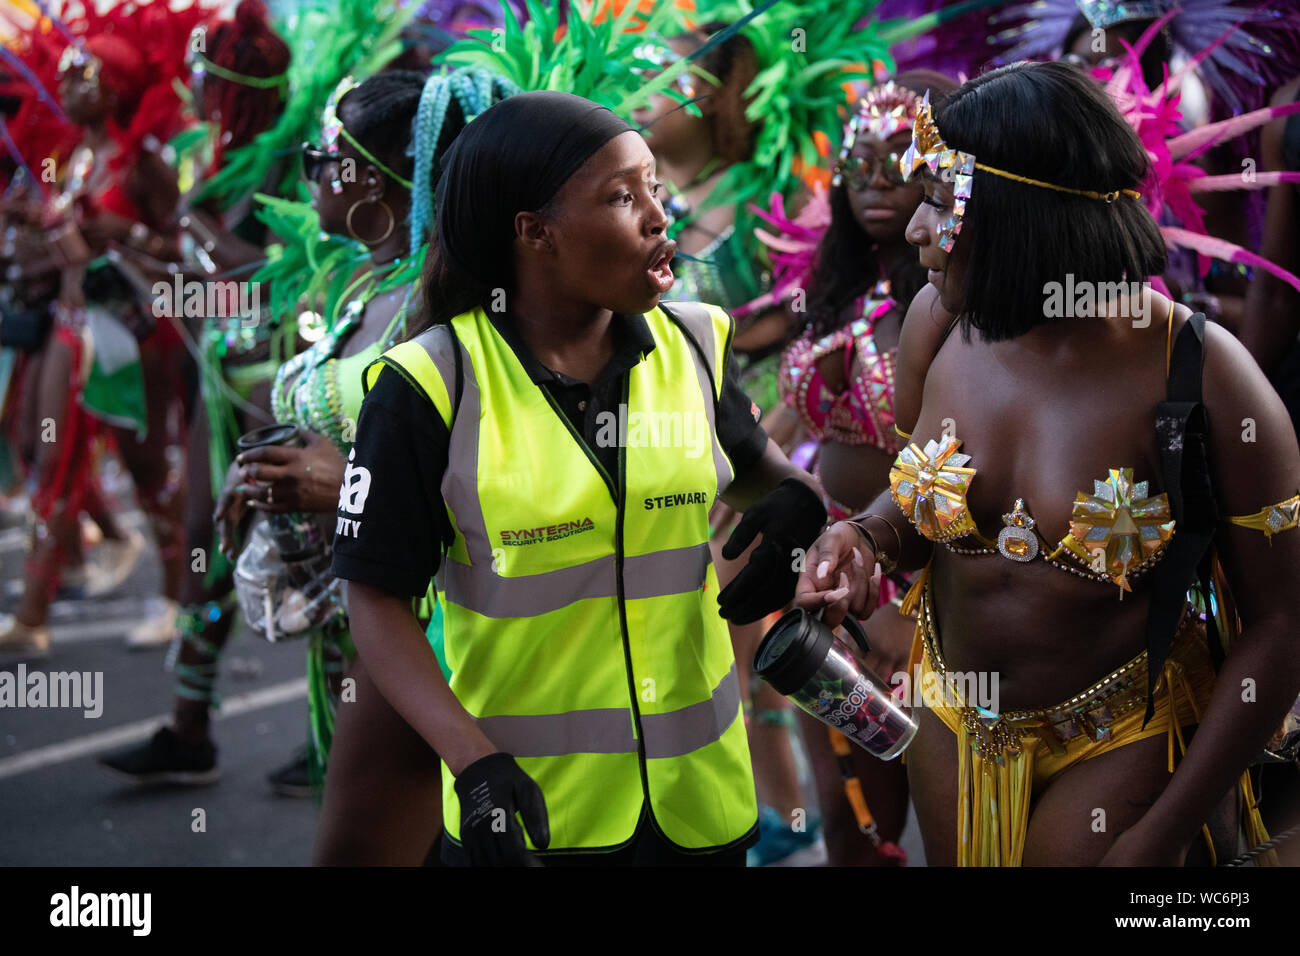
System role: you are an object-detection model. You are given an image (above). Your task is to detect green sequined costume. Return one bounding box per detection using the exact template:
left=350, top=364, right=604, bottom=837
left=269, top=271, right=419, bottom=788
left=191, top=0, right=416, bottom=555
left=169, top=0, right=419, bottom=713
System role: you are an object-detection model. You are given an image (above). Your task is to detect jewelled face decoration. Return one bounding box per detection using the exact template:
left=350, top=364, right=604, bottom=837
left=321, top=75, right=356, bottom=156
left=833, top=81, right=922, bottom=189
left=632, top=42, right=697, bottom=101
left=320, top=76, right=357, bottom=195
left=899, top=91, right=973, bottom=253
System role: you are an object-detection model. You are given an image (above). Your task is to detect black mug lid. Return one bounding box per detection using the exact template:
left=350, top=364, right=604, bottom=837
left=753, top=608, right=834, bottom=696
left=237, top=423, right=302, bottom=451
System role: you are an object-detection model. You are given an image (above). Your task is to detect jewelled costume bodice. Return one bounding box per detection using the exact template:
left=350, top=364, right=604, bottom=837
left=889, top=434, right=1176, bottom=594
left=272, top=271, right=417, bottom=450
left=272, top=306, right=387, bottom=453
left=778, top=292, right=899, bottom=454
left=50, top=143, right=136, bottom=224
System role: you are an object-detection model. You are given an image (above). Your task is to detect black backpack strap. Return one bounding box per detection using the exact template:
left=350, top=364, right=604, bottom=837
left=1143, top=313, right=1218, bottom=726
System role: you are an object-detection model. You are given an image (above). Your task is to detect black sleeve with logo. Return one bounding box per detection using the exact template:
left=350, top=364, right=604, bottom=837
left=330, top=368, right=452, bottom=599
left=715, top=352, right=769, bottom=476
left=332, top=340, right=766, bottom=597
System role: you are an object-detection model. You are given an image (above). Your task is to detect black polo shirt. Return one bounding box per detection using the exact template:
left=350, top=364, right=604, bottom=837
left=331, top=309, right=768, bottom=598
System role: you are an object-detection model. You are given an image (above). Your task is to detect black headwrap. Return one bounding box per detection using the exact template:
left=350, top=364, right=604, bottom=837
left=434, top=90, right=634, bottom=290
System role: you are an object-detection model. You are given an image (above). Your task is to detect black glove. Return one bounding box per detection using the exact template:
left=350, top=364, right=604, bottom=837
left=454, top=752, right=550, bottom=866
left=718, top=478, right=827, bottom=624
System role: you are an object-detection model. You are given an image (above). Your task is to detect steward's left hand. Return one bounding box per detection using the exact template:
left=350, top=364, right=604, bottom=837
left=717, top=478, right=827, bottom=625
left=236, top=430, right=347, bottom=514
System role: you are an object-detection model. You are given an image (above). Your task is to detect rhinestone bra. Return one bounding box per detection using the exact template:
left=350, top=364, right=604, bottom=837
left=888, top=434, right=1176, bottom=594
left=778, top=292, right=900, bottom=454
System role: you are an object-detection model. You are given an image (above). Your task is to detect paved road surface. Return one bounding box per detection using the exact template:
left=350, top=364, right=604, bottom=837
left=0, top=505, right=319, bottom=866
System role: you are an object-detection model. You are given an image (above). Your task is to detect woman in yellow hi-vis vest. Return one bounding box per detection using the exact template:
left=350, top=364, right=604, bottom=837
left=329, top=92, right=828, bottom=866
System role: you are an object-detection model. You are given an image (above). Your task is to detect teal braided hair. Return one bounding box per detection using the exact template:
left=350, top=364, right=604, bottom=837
left=408, top=66, right=520, bottom=250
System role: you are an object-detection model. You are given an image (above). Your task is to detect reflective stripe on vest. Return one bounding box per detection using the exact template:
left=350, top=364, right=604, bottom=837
left=476, top=661, right=741, bottom=759
left=440, top=540, right=712, bottom=618
left=367, top=303, right=757, bottom=852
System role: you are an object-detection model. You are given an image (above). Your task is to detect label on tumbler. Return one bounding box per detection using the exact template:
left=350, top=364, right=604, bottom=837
left=812, top=674, right=886, bottom=750
left=796, top=638, right=913, bottom=758
left=755, top=610, right=918, bottom=760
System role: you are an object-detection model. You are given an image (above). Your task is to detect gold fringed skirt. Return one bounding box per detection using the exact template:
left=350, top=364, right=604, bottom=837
left=902, top=576, right=1273, bottom=866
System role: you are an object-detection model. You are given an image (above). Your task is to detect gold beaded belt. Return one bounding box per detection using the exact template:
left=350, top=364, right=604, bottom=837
left=919, top=584, right=1200, bottom=760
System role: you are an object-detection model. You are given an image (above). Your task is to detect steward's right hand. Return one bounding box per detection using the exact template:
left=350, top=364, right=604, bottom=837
left=454, top=752, right=550, bottom=867
left=794, top=521, right=879, bottom=629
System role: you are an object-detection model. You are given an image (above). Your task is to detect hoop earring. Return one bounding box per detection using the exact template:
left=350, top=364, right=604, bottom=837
left=346, top=200, right=395, bottom=246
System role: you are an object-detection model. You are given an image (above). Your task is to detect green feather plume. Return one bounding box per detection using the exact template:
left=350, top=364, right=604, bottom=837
left=226, top=0, right=424, bottom=341
left=682, top=0, right=889, bottom=216
left=438, top=0, right=697, bottom=119
left=196, top=0, right=416, bottom=210
left=251, top=185, right=365, bottom=343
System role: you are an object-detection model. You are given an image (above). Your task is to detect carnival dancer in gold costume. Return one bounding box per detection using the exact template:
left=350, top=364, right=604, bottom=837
left=788, top=61, right=1300, bottom=866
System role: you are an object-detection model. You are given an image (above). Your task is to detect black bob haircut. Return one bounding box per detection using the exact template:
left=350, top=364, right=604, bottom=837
left=935, top=61, right=1166, bottom=342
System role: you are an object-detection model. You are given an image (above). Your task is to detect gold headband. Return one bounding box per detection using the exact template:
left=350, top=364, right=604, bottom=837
left=900, top=92, right=1141, bottom=251
left=974, top=165, right=1141, bottom=204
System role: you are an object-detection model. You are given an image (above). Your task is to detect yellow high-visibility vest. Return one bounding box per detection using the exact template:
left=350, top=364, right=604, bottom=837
left=364, top=302, right=757, bottom=852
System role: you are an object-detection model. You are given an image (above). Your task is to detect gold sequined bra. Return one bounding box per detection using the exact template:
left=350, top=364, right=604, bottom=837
left=889, top=434, right=1300, bottom=595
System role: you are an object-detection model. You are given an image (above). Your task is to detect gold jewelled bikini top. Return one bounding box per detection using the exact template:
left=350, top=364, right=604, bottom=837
left=888, top=433, right=1176, bottom=594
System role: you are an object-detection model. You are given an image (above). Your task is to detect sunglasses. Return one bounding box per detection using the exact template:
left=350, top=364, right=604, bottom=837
left=834, top=151, right=907, bottom=190
left=301, top=143, right=337, bottom=183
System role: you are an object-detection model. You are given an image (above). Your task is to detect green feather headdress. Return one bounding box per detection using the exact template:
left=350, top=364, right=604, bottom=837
left=437, top=0, right=701, bottom=119
left=196, top=0, right=416, bottom=210
left=679, top=0, right=889, bottom=215
left=428, top=1, right=1009, bottom=295
left=428, top=0, right=884, bottom=310
left=664, top=0, right=1010, bottom=299
left=684, top=0, right=1012, bottom=213
left=239, top=1, right=425, bottom=337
